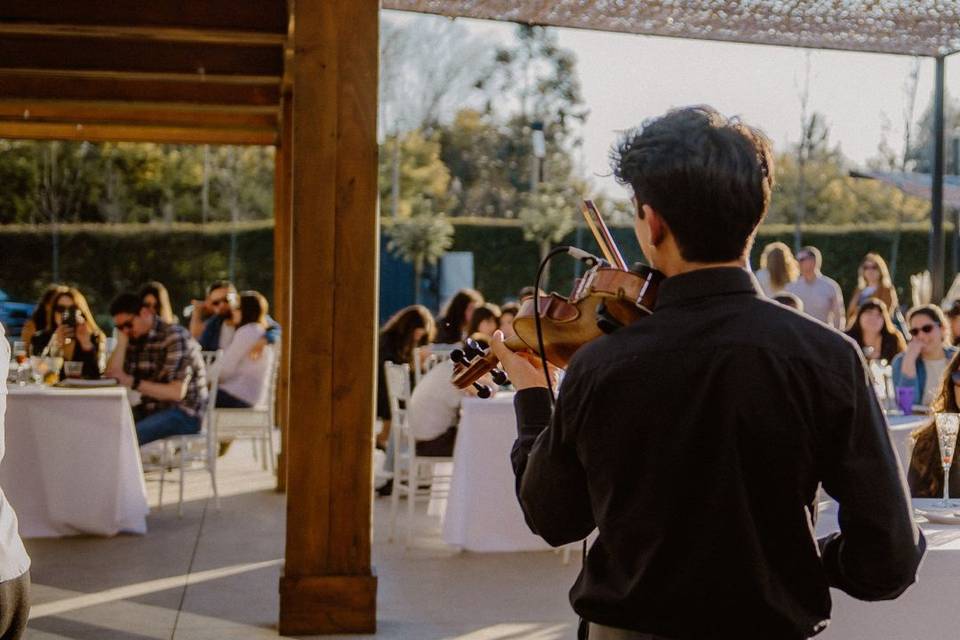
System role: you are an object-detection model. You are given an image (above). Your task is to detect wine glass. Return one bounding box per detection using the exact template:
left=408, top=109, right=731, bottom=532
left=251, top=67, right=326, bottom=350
left=935, top=413, right=960, bottom=507
left=12, top=341, right=27, bottom=386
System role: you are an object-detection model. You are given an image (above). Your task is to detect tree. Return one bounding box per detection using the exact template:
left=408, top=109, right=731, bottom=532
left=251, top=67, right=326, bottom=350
left=519, top=184, right=577, bottom=288
left=385, top=197, right=455, bottom=303
left=378, top=130, right=451, bottom=219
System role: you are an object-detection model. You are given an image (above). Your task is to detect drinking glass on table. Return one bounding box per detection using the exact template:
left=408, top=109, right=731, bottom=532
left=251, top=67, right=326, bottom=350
left=935, top=412, right=960, bottom=507
left=63, top=361, right=83, bottom=379
left=13, top=341, right=28, bottom=386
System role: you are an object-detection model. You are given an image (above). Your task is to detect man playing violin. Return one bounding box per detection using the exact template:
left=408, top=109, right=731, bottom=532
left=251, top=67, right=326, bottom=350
left=491, top=106, right=923, bottom=640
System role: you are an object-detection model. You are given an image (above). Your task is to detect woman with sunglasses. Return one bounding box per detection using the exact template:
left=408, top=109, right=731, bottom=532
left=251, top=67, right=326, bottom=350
left=30, top=286, right=105, bottom=378
left=845, top=297, right=906, bottom=363
left=892, top=304, right=957, bottom=408
left=846, top=253, right=898, bottom=325
left=908, top=351, right=960, bottom=497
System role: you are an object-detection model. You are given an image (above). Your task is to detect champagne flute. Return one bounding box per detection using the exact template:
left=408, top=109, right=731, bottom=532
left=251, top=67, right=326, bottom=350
left=12, top=341, right=27, bottom=386
left=935, top=413, right=960, bottom=507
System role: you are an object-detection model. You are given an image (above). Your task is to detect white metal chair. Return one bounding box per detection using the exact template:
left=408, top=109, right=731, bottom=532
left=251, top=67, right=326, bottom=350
left=157, top=349, right=222, bottom=516
left=208, top=345, right=279, bottom=473
left=383, top=361, right=454, bottom=547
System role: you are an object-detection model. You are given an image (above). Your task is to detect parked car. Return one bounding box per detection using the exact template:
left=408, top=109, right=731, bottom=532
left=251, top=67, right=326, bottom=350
left=0, top=289, right=34, bottom=340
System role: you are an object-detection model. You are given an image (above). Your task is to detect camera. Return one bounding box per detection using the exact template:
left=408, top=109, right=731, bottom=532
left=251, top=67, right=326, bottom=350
left=61, top=307, right=79, bottom=327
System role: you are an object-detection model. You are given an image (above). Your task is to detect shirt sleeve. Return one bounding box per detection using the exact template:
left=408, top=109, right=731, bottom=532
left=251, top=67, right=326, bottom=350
left=511, top=381, right=595, bottom=547
left=159, top=332, right=192, bottom=382
left=264, top=315, right=281, bottom=345
left=833, top=282, right=846, bottom=330
left=217, top=325, right=262, bottom=382
left=819, top=345, right=925, bottom=600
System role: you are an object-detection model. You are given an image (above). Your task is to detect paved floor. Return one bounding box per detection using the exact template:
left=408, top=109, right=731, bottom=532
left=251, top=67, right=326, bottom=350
left=22, top=441, right=581, bottom=639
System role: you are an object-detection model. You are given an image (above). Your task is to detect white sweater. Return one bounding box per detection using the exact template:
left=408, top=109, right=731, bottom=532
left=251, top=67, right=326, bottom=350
left=216, top=323, right=274, bottom=407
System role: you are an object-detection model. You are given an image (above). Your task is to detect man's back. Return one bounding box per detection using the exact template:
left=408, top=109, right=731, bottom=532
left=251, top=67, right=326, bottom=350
left=515, top=268, right=921, bottom=639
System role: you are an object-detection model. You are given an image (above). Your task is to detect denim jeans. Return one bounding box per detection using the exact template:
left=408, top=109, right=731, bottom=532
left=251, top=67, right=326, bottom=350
left=135, top=407, right=201, bottom=446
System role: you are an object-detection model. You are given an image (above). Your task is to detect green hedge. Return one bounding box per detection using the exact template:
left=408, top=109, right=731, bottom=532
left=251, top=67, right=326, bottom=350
left=0, top=222, right=275, bottom=325
left=0, top=220, right=952, bottom=325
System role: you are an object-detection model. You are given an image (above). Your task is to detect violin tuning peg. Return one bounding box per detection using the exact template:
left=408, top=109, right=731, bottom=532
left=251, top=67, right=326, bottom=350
left=490, top=368, right=509, bottom=386
left=450, top=348, right=467, bottom=365
left=473, top=382, right=492, bottom=399
left=463, top=339, right=483, bottom=359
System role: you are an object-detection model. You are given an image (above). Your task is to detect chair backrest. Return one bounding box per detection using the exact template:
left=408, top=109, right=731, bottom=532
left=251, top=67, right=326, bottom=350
left=383, top=360, right=411, bottom=422
left=412, top=347, right=449, bottom=387
left=202, top=350, right=224, bottom=432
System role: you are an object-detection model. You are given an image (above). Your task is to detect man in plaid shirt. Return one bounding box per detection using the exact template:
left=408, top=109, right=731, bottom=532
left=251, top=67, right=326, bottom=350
left=106, top=293, right=208, bottom=445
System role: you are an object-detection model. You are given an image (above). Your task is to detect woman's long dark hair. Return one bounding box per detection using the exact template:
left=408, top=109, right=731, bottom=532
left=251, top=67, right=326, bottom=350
left=435, top=288, right=483, bottom=344
left=237, top=291, right=268, bottom=328
left=30, top=284, right=69, bottom=332
left=844, top=298, right=906, bottom=361
left=138, top=281, right=176, bottom=324
left=379, top=305, right=435, bottom=364
left=911, top=351, right=960, bottom=496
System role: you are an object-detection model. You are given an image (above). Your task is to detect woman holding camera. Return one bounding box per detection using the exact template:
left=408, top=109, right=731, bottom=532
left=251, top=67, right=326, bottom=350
left=30, top=287, right=105, bottom=379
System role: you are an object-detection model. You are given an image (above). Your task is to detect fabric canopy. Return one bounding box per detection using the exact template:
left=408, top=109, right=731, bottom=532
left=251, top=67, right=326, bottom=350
left=383, top=1, right=960, bottom=58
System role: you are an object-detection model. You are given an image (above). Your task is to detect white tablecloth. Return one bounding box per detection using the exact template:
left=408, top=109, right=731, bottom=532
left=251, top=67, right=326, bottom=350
left=442, top=392, right=553, bottom=552
left=816, top=498, right=960, bottom=638
left=1, top=385, right=148, bottom=537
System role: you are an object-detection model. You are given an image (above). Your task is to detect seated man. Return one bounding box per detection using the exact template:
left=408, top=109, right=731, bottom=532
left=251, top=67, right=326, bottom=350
left=107, top=293, right=208, bottom=445
left=407, top=358, right=491, bottom=456
left=190, top=280, right=281, bottom=353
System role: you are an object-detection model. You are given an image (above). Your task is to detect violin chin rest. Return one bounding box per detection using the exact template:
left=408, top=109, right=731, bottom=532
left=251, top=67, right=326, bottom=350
left=595, top=301, right=624, bottom=334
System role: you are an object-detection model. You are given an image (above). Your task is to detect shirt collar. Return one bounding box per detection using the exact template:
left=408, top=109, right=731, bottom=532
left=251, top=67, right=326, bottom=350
left=654, top=266, right=760, bottom=310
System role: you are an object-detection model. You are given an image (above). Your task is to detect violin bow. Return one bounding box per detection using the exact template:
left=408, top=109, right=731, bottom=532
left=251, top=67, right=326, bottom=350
left=581, top=200, right=628, bottom=271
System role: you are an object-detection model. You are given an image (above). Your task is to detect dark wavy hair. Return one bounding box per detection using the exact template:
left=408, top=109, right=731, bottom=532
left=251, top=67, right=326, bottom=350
left=611, top=105, right=775, bottom=262
left=379, top=305, right=435, bottom=365
left=844, top=298, right=906, bottom=362
left=911, top=350, right=960, bottom=497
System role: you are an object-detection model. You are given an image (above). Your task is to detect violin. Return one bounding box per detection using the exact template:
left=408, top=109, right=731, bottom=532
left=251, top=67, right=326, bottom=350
left=451, top=200, right=664, bottom=396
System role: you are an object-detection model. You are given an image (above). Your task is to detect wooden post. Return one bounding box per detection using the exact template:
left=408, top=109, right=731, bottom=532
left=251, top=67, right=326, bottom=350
left=273, top=89, right=292, bottom=492
left=279, top=0, right=379, bottom=635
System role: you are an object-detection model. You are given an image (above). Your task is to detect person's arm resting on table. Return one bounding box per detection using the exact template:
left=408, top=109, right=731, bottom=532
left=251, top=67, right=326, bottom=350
left=492, top=332, right=594, bottom=546
left=819, top=345, right=925, bottom=600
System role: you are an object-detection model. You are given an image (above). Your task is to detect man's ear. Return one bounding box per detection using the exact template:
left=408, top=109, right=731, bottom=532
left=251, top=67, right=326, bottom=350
left=643, top=204, right=665, bottom=246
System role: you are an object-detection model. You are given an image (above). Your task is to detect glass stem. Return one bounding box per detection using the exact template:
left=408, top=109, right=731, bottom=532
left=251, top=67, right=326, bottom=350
left=945, top=465, right=951, bottom=504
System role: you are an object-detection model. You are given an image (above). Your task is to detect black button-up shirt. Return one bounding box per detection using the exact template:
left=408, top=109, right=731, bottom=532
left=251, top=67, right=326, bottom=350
left=511, top=267, right=924, bottom=640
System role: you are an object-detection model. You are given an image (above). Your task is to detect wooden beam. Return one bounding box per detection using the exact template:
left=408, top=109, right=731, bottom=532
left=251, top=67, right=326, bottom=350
left=0, top=120, right=276, bottom=145
left=273, top=90, right=292, bottom=493
left=0, top=35, right=283, bottom=77
left=1, top=1, right=288, bottom=35
left=0, top=100, right=278, bottom=129
left=0, top=73, right=280, bottom=106
left=0, top=23, right=286, bottom=46
left=280, top=0, right=379, bottom=634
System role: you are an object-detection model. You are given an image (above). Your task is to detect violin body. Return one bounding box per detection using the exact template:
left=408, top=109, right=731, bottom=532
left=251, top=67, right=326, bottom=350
left=451, top=263, right=663, bottom=390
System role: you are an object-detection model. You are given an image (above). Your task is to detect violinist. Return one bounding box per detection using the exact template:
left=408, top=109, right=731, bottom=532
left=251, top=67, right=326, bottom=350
left=491, top=106, right=923, bottom=640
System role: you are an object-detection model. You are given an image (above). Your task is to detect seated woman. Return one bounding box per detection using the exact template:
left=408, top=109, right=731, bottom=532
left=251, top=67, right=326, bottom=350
left=909, top=350, right=960, bottom=497
left=499, top=302, right=520, bottom=340
left=215, top=291, right=275, bottom=408
left=434, top=288, right=484, bottom=345
left=845, top=298, right=906, bottom=363
left=375, top=305, right=435, bottom=450
left=30, top=286, right=104, bottom=379
left=21, top=284, right=68, bottom=353
left=139, top=281, right=178, bottom=325
left=892, top=305, right=957, bottom=408
left=465, top=302, right=500, bottom=339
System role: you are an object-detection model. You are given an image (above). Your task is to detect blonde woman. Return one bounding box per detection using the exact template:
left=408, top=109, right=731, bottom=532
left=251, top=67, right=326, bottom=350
left=30, top=287, right=105, bottom=379
left=846, top=253, right=898, bottom=324
left=754, top=241, right=799, bottom=297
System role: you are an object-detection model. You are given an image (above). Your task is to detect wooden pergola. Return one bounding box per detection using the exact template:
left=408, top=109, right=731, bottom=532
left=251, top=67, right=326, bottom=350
left=3, top=1, right=960, bottom=636
left=1, top=1, right=377, bottom=635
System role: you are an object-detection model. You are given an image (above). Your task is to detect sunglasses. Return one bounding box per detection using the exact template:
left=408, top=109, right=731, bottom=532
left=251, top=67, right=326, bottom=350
left=909, top=323, right=939, bottom=337
left=54, top=304, right=74, bottom=313
left=115, top=319, right=135, bottom=332
left=862, top=264, right=879, bottom=271
left=210, top=297, right=228, bottom=306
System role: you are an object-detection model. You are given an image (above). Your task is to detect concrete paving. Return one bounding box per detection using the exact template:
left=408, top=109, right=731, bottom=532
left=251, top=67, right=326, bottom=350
left=21, top=441, right=581, bottom=639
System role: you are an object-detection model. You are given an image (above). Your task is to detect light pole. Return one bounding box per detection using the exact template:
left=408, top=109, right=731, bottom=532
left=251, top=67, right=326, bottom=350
left=530, top=120, right=545, bottom=191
